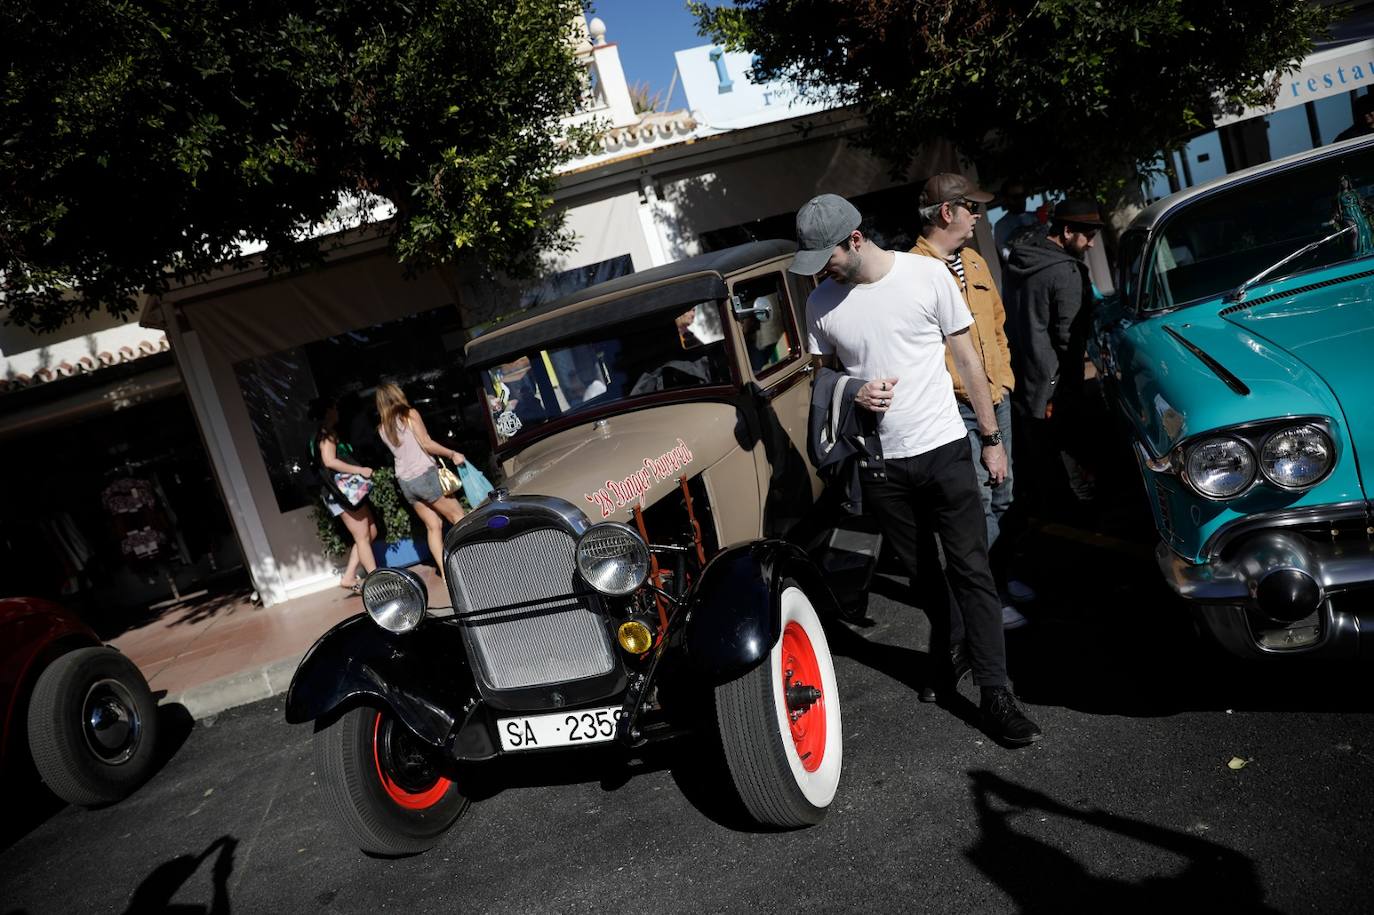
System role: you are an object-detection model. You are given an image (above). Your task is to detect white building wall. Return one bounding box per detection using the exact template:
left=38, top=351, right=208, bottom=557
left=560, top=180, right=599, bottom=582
left=557, top=190, right=657, bottom=271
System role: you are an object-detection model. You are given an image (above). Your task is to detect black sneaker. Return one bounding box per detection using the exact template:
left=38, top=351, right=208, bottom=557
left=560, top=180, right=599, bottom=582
left=980, top=686, right=1042, bottom=746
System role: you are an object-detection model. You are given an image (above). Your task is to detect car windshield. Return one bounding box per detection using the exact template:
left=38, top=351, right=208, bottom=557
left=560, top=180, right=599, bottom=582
left=1143, top=146, right=1374, bottom=312
left=478, top=301, right=731, bottom=447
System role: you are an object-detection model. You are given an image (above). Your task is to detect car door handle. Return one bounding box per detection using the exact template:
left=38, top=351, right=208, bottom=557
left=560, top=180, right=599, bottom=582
left=800, top=363, right=815, bottom=375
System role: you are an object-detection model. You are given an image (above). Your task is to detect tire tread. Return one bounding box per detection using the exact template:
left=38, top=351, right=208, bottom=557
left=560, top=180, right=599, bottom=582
left=716, top=662, right=824, bottom=827
left=26, top=646, right=158, bottom=808
left=313, top=707, right=466, bottom=856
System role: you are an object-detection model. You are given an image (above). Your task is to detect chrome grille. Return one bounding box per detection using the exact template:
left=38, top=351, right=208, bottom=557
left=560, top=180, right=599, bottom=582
left=448, top=527, right=615, bottom=690
left=1155, top=484, right=1174, bottom=538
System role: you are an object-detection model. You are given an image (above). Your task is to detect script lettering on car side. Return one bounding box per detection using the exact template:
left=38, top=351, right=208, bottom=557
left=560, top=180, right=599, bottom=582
left=584, top=438, right=695, bottom=518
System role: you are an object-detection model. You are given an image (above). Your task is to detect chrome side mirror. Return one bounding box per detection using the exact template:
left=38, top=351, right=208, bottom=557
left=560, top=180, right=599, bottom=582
left=730, top=294, right=772, bottom=323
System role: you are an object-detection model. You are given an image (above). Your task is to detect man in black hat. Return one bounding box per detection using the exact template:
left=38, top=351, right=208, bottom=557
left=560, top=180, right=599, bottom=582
left=1005, top=197, right=1103, bottom=514
left=794, top=192, right=1042, bottom=747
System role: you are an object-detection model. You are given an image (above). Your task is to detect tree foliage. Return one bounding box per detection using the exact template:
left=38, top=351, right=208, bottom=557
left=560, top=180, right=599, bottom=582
left=0, top=0, right=594, bottom=331
left=691, top=1, right=1329, bottom=200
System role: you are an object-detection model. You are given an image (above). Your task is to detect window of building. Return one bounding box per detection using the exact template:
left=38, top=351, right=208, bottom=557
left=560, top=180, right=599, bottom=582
left=1179, top=131, right=1228, bottom=186
left=234, top=305, right=481, bottom=514
left=1315, top=93, right=1358, bottom=145
left=1266, top=104, right=1317, bottom=161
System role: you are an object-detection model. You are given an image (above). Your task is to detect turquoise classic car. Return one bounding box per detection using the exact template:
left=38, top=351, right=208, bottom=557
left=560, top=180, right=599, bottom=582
left=1094, top=137, right=1374, bottom=659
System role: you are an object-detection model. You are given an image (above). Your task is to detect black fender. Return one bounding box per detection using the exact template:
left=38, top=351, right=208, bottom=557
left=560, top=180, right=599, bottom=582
left=283, top=613, right=474, bottom=748
left=683, top=539, right=840, bottom=685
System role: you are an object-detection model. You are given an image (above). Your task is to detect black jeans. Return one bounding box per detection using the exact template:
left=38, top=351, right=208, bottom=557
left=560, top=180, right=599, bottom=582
left=861, top=437, right=1008, bottom=687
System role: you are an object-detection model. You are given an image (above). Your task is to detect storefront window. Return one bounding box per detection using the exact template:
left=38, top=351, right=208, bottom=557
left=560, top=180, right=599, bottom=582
left=234, top=305, right=479, bottom=514
left=1266, top=104, right=1317, bottom=161
left=1315, top=93, right=1358, bottom=145
left=0, top=381, right=246, bottom=619
left=1179, top=131, right=1228, bottom=186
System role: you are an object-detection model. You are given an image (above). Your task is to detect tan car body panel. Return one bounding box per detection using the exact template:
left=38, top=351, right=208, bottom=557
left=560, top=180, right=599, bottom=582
left=489, top=251, right=820, bottom=545
left=500, top=400, right=760, bottom=539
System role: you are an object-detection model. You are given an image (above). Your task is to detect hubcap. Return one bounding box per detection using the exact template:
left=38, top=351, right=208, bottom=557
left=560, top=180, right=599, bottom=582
left=372, top=712, right=454, bottom=809
left=82, top=678, right=141, bottom=764
left=780, top=621, right=826, bottom=772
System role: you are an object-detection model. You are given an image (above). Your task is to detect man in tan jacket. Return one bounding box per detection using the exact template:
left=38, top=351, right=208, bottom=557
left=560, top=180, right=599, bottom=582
left=912, top=173, right=1032, bottom=642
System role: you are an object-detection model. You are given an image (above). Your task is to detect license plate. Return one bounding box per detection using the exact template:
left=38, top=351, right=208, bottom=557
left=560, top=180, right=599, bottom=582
left=497, top=705, right=621, bottom=752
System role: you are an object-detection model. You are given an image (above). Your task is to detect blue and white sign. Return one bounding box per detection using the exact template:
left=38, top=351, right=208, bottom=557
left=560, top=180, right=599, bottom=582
left=674, top=44, right=831, bottom=132
left=1216, top=38, right=1374, bottom=127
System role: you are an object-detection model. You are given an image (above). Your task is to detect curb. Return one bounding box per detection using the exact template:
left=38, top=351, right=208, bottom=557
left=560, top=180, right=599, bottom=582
left=159, top=654, right=303, bottom=720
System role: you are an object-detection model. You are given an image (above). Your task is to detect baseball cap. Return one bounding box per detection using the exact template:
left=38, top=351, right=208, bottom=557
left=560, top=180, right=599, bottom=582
left=1051, top=198, right=1105, bottom=226
left=919, top=173, right=995, bottom=208
left=790, top=194, right=862, bottom=275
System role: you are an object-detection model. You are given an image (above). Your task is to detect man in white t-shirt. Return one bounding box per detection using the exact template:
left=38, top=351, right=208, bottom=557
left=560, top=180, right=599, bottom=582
left=793, top=193, right=1041, bottom=747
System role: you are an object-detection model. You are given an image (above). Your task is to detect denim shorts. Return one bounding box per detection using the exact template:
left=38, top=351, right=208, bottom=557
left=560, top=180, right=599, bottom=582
left=398, top=466, right=443, bottom=504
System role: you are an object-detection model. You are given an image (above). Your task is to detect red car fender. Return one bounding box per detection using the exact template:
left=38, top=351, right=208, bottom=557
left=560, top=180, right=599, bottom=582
left=0, top=597, right=102, bottom=772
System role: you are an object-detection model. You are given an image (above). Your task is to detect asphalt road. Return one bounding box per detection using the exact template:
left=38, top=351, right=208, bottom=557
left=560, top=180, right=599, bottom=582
left=4, top=518, right=1374, bottom=914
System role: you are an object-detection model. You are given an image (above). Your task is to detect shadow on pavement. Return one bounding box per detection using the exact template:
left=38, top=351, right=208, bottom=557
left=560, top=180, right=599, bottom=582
left=153, top=701, right=196, bottom=774
left=965, top=770, right=1277, bottom=912
left=457, top=720, right=774, bottom=833
left=825, top=423, right=1374, bottom=719
left=86, top=579, right=255, bottom=642
left=0, top=701, right=197, bottom=854
left=121, top=835, right=238, bottom=915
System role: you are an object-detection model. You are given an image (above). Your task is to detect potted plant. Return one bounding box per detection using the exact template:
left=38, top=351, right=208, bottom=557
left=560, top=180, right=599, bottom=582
left=311, top=467, right=433, bottom=569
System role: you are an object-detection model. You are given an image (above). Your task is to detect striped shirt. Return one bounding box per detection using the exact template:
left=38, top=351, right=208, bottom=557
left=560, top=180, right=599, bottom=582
left=947, top=252, right=966, bottom=290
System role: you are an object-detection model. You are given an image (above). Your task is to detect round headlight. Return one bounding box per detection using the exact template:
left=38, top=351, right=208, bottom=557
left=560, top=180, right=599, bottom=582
left=1184, top=437, right=1256, bottom=499
left=362, top=569, right=427, bottom=633
left=576, top=522, right=649, bottom=596
left=1260, top=424, right=1333, bottom=489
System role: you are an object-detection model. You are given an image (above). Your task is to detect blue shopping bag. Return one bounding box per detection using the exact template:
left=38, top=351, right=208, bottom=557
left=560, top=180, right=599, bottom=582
left=457, top=461, right=496, bottom=507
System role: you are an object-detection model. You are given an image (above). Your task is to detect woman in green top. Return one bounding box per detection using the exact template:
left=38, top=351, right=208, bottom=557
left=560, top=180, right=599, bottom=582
left=310, top=396, right=378, bottom=593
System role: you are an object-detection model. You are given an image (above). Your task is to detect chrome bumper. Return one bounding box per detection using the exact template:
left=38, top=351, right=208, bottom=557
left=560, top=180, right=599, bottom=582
left=1157, top=534, right=1374, bottom=658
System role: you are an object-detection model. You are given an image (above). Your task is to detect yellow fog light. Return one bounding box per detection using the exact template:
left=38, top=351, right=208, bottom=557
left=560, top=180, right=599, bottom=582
left=617, top=620, right=654, bottom=654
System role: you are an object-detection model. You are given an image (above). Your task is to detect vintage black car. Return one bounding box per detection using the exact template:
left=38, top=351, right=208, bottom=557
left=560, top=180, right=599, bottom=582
left=285, top=242, right=865, bottom=855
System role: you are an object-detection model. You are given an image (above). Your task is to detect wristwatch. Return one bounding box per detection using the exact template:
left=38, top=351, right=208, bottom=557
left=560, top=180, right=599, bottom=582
left=979, top=430, right=1003, bottom=447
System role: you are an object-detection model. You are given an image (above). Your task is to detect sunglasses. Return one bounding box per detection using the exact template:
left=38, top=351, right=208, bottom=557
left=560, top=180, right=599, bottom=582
left=952, top=198, right=982, bottom=215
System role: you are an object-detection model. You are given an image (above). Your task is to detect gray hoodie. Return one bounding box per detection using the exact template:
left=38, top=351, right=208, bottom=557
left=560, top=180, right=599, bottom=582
left=1005, top=233, right=1093, bottom=418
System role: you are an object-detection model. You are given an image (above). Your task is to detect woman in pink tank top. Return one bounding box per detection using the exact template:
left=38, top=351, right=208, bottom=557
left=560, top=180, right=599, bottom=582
left=375, top=383, right=467, bottom=580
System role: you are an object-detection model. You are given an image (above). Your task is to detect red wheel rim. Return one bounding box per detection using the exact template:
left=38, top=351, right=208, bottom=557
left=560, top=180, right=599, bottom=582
left=780, top=620, right=826, bottom=772
left=372, top=712, right=453, bottom=810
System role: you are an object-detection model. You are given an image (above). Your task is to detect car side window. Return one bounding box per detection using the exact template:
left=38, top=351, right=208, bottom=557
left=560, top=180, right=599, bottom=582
left=731, top=273, right=801, bottom=380
left=1118, top=230, right=1147, bottom=310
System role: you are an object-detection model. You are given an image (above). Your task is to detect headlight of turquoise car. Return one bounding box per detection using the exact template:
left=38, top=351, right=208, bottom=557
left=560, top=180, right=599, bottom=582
left=1183, top=436, right=1255, bottom=499
left=1259, top=423, right=1333, bottom=489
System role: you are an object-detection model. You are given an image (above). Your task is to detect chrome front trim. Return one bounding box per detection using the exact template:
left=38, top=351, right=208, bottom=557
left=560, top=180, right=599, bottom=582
left=1161, top=533, right=1374, bottom=602
left=451, top=527, right=581, bottom=613
left=460, top=593, right=616, bottom=690
left=446, top=492, right=592, bottom=550
left=1201, top=501, right=1369, bottom=561
left=445, top=495, right=617, bottom=693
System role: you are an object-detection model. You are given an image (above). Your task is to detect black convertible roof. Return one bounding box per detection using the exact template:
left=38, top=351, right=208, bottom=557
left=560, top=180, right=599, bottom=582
left=465, top=239, right=795, bottom=367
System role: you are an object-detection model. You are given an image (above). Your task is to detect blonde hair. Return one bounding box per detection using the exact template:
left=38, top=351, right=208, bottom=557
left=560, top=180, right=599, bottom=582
left=374, top=382, right=413, bottom=447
